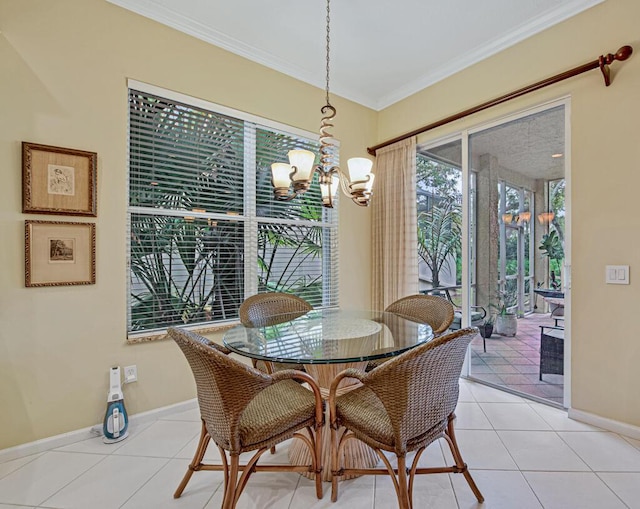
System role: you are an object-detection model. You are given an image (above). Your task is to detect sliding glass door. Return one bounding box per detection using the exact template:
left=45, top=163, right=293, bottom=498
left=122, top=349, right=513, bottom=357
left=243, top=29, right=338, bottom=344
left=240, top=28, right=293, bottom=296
left=418, top=101, right=568, bottom=407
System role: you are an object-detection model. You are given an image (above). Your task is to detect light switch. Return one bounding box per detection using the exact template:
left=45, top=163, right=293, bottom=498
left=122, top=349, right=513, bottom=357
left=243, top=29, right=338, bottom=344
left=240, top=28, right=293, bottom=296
left=606, top=265, right=630, bottom=284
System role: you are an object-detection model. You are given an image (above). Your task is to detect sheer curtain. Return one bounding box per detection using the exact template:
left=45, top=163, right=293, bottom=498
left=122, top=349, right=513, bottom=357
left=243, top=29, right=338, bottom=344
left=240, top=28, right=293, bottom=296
left=371, top=137, right=418, bottom=311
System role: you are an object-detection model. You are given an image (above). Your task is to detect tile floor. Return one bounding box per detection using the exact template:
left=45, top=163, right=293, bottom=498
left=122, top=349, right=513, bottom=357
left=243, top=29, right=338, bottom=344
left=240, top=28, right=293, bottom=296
left=469, top=313, right=564, bottom=405
left=1, top=379, right=640, bottom=508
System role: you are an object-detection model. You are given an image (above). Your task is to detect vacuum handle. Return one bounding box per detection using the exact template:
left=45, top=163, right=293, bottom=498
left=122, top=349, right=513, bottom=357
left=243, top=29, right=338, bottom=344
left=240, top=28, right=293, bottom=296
left=112, top=407, right=120, bottom=438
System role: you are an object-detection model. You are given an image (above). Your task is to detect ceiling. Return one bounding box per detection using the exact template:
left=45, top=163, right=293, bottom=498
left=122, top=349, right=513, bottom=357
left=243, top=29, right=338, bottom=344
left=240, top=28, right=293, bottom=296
left=422, top=105, right=565, bottom=180
left=108, top=0, right=603, bottom=111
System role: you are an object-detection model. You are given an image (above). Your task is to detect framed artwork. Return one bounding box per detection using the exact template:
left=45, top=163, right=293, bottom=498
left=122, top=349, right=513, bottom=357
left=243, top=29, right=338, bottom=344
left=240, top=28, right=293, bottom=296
left=25, top=220, right=96, bottom=287
left=22, top=142, right=97, bottom=216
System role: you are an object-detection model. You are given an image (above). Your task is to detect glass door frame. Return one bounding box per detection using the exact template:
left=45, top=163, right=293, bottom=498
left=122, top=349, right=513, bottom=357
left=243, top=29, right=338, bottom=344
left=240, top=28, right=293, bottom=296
left=499, top=182, right=535, bottom=316
left=419, top=97, right=571, bottom=408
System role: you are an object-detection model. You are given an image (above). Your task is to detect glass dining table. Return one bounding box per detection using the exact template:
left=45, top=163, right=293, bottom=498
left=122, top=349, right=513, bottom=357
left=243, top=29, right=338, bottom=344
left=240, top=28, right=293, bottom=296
left=222, top=307, right=434, bottom=481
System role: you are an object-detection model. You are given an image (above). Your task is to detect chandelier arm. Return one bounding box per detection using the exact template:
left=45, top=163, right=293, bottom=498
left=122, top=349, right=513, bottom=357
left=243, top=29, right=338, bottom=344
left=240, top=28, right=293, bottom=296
left=273, top=188, right=300, bottom=202
left=350, top=196, right=370, bottom=207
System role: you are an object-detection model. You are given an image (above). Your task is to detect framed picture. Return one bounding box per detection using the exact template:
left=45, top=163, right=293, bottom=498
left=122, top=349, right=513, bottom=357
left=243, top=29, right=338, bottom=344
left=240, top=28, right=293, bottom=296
left=22, top=142, right=97, bottom=216
left=25, top=220, right=96, bottom=287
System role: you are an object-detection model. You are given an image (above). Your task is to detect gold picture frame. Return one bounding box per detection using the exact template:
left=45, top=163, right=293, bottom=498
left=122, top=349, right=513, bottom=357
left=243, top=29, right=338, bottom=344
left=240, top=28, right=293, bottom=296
left=25, top=220, right=96, bottom=287
left=22, top=142, right=97, bottom=216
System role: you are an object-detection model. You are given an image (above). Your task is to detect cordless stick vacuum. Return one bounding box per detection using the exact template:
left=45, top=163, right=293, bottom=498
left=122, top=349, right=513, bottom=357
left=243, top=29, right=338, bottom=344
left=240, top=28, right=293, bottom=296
left=103, top=366, right=129, bottom=443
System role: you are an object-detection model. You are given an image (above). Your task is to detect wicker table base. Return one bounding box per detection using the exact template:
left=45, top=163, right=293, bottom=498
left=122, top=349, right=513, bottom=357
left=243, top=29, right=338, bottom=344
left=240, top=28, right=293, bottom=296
left=288, top=361, right=379, bottom=482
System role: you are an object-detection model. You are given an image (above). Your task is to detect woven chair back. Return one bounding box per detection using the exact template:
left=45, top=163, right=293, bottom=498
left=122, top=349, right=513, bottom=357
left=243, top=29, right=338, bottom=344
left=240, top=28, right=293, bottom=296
left=385, top=294, right=454, bottom=335
left=169, top=327, right=271, bottom=452
left=239, top=292, right=312, bottom=327
left=364, top=327, right=477, bottom=452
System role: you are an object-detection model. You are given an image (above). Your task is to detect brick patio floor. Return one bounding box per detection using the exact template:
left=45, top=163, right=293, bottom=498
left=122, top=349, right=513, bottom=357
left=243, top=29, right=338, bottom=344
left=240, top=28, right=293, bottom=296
left=469, top=312, right=565, bottom=406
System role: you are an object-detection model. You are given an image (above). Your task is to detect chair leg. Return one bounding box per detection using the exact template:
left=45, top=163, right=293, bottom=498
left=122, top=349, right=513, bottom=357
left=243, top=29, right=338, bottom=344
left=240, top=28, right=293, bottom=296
left=222, top=453, right=240, bottom=509
left=174, top=420, right=210, bottom=498
left=330, top=424, right=339, bottom=502
left=396, top=455, right=411, bottom=509
left=443, top=415, right=484, bottom=503
left=313, top=425, right=323, bottom=500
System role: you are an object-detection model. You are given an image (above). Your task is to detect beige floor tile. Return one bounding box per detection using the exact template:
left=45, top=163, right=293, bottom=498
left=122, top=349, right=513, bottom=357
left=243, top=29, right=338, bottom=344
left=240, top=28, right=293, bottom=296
left=121, top=458, right=223, bottom=509
left=441, top=430, right=518, bottom=470
left=558, top=431, right=640, bottom=471
left=524, top=471, right=627, bottom=509
left=598, top=472, right=640, bottom=509
left=454, top=402, right=493, bottom=430
left=497, top=430, right=589, bottom=471
left=479, top=402, right=552, bottom=430
left=0, top=451, right=104, bottom=506
left=204, top=472, right=300, bottom=509
left=452, top=469, right=542, bottom=509
left=113, top=420, right=201, bottom=458
left=42, top=455, right=167, bottom=509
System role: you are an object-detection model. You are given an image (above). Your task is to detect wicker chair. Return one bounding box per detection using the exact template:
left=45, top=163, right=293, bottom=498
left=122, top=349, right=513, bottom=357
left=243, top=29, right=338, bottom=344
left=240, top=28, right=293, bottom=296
left=239, top=292, right=312, bottom=374
left=239, top=292, right=312, bottom=328
left=169, top=327, right=324, bottom=508
left=366, top=294, right=454, bottom=371
left=385, top=294, right=454, bottom=335
left=329, top=327, right=484, bottom=509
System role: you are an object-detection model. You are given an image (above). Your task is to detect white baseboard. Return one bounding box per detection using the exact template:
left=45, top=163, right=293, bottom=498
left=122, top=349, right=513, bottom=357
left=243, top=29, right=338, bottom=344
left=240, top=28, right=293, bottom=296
left=569, top=407, right=640, bottom=440
left=0, top=399, right=198, bottom=464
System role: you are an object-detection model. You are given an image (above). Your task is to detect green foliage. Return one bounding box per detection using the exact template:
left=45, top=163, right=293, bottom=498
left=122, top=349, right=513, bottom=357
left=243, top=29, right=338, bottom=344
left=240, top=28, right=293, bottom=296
left=416, top=154, right=463, bottom=288
left=416, top=155, right=461, bottom=203
left=130, top=214, right=244, bottom=330
left=539, top=230, right=564, bottom=261
left=417, top=199, right=462, bottom=288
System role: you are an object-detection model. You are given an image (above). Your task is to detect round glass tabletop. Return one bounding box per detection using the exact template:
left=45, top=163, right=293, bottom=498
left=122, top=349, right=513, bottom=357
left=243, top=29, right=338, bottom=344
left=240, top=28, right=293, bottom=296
left=223, top=308, right=434, bottom=365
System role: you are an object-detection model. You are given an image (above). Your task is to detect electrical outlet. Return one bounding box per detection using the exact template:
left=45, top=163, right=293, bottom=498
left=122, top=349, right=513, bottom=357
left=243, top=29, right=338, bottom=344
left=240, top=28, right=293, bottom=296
left=123, top=365, right=137, bottom=383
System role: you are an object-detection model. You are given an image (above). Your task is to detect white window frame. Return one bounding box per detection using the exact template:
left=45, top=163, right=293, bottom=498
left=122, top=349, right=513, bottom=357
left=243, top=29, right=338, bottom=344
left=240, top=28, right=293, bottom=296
left=126, top=80, right=339, bottom=340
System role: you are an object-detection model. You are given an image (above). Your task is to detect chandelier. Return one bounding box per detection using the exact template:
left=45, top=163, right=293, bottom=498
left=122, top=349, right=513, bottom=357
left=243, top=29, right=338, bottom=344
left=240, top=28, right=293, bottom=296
left=270, top=0, right=374, bottom=208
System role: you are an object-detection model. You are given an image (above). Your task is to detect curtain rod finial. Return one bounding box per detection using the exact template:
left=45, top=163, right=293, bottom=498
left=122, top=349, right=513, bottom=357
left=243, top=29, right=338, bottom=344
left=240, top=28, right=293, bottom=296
left=615, top=45, right=633, bottom=61
left=600, top=45, right=633, bottom=86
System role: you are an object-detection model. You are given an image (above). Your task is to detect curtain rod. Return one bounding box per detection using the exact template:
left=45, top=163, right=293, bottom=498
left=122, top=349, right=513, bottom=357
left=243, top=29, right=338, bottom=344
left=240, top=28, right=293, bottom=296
left=367, top=45, right=633, bottom=156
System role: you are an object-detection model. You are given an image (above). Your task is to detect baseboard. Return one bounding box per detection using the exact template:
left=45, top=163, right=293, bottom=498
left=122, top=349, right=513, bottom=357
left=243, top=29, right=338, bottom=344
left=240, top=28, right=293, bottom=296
left=0, top=398, right=198, bottom=464
left=569, top=407, right=640, bottom=440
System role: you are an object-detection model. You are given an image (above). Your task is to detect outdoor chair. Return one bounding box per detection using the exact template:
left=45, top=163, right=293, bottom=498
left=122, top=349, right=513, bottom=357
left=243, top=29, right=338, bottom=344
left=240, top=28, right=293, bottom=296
left=329, top=327, right=484, bottom=509
left=239, top=292, right=312, bottom=374
left=539, top=325, right=564, bottom=380
left=366, top=294, right=454, bottom=371
left=169, top=327, right=324, bottom=509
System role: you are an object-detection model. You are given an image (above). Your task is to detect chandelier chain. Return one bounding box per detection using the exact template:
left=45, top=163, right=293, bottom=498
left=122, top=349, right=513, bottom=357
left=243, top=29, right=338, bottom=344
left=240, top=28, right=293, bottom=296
left=325, top=0, right=331, bottom=106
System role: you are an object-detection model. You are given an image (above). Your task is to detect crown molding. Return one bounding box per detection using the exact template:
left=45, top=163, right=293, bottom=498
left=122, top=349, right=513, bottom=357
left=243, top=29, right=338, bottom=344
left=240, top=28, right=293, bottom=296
left=108, top=0, right=606, bottom=111
left=374, top=0, right=606, bottom=110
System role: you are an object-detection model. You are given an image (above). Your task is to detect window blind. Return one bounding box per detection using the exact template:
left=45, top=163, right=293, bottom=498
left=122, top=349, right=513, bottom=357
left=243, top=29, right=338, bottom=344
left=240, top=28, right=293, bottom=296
left=128, top=87, right=338, bottom=335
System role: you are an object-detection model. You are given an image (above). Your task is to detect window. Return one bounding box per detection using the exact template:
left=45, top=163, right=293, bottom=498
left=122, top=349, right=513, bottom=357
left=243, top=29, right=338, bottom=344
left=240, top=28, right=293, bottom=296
left=127, top=83, right=338, bottom=336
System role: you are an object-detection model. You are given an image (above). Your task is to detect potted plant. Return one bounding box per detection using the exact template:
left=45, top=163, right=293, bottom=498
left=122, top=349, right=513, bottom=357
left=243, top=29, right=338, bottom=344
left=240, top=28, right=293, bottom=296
left=491, top=287, right=518, bottom=337
left=478, top=314, right=495, bottom=339
left=539, top=230, right=564, bottom=290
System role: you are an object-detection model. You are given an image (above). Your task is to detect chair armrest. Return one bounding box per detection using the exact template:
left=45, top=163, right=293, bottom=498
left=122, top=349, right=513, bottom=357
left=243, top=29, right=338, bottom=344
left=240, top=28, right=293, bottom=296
left=271, top=369, right=325, bottom=426
left=328, top=368, right=368, bottom=428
